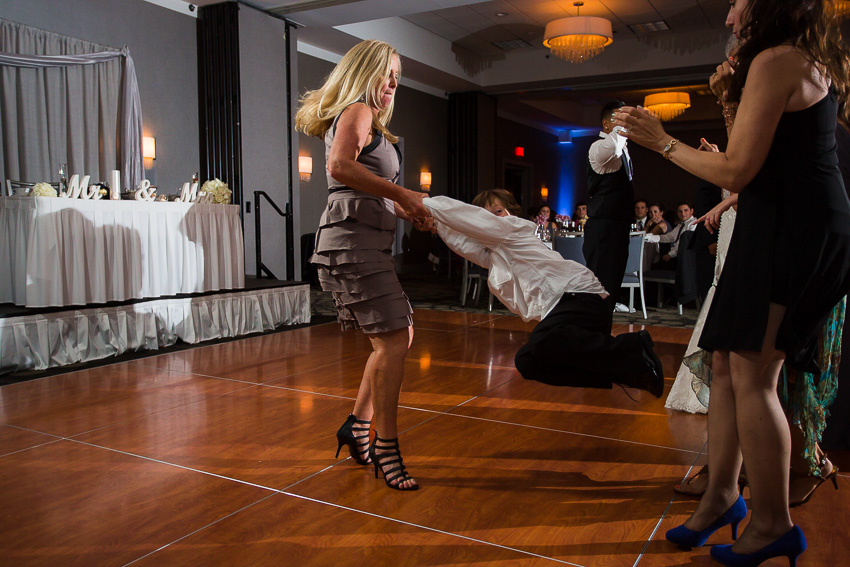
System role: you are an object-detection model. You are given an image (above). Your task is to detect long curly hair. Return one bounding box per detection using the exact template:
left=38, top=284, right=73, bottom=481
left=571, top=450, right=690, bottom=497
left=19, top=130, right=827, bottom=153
left=295, top=40, right=400, bottom=142
left=728, top=0, right=850, bottom=121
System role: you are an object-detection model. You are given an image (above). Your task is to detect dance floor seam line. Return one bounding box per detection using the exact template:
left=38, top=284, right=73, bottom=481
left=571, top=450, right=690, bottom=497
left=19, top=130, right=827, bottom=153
left=55, top=436, right=591, bottom=566
left=120, top=493, right=281, bottom=567
left=279, top=491, right=584, bottom=566
left=280, top=461, right=357, bottom=492
left=0, top=425, right=64, bottom=458
left=130, top=351, right=371, bottom=385
left=633, top=447, right=707, bottom=566
left=634, top=499, right=676, bottom=567
left=67, top=438, right=283, bottom=493
left=437, top=411, right=706, bottom=455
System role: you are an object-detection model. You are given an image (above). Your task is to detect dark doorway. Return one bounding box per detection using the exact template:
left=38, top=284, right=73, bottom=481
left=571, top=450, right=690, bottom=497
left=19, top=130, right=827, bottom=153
left=502, top=161, right=533, bottom=215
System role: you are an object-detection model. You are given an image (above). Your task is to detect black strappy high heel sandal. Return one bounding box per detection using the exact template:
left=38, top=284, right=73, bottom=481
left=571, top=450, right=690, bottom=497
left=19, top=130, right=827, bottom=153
left=369, top=435, right=419, bottom=491
left=335, top=414, right=372, bottom=465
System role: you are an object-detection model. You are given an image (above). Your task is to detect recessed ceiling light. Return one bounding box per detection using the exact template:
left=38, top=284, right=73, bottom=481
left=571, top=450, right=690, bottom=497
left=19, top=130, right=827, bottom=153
left=495, top=12, right=508, bottom=17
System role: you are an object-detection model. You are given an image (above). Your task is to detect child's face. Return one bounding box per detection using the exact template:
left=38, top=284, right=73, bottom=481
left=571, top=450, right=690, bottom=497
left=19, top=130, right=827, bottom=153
left=485, top=199, right=510, bottom=217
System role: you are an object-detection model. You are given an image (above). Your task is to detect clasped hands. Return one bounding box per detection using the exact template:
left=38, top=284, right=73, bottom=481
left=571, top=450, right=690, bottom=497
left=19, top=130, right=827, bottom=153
left=401, top=190, right=436, bottom=232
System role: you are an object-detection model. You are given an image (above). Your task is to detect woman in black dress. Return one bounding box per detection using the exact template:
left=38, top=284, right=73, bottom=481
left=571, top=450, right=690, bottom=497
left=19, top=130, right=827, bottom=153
left=614, top=0, right=850, bottom=564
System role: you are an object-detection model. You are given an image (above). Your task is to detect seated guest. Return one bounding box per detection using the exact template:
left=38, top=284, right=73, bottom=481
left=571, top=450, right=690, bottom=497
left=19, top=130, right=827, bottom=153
left=646, top=202, right=697, bottom=268
left=645, top=203, right=672, bottom=235
left=573, top=202, right=588, bottom=226
left=423, top=189, right=664, bottom=397
left=634, top=199, right=649, bottom=230
left=535, top=203, right=559, bottom=232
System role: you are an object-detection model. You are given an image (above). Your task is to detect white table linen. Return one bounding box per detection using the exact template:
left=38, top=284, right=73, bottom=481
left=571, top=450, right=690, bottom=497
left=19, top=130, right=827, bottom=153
left=0, top=196, right=244, bottom=307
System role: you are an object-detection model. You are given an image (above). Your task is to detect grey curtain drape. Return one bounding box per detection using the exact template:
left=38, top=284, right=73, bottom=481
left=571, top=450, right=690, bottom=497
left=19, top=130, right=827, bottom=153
left=0, top=19, right=143, bottom=191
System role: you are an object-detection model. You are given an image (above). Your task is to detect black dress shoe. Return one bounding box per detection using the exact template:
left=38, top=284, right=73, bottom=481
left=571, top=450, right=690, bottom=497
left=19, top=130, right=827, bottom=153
left=636, top=330, right=664, bottom=398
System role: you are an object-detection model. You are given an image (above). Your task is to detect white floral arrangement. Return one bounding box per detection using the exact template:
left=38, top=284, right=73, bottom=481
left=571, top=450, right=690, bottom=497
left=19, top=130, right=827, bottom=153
left=201, top=178, right=232, bottom=204
left=31, top=182, right=58, bottom=197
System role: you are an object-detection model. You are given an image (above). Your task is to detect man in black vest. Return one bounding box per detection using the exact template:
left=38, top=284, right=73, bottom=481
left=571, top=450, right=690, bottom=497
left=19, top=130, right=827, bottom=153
left=583, top=100, right=634, bottom=322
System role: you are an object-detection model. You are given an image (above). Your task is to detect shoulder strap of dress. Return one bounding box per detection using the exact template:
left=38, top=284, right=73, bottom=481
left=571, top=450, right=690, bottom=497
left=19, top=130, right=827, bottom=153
left=332, top=100, right=370, bottom=136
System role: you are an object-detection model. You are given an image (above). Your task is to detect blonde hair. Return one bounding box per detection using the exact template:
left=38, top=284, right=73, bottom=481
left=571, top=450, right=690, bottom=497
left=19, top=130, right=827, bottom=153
left=295, top=40, right=400, bottom=142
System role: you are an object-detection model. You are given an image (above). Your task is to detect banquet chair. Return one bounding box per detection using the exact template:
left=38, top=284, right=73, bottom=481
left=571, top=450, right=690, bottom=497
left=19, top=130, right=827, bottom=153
left=5, top=180, right=60, bottom=196
left=620, top=234, right=647, bottom=318
left=552, top=235, right=586, bottom=265
left=460, top=259, right=494, bottom=310
left=643, top=231, right=700, bottom=315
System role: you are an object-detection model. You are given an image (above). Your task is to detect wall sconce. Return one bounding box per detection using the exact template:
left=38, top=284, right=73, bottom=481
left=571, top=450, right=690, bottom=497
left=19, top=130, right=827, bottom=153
left=419, top=171, right=431, bottom=191
left=541, top=186, right=549, bottom=199
left=143, top=136, right=156, bottom=170
left=298, top=155, right=312, bottom=182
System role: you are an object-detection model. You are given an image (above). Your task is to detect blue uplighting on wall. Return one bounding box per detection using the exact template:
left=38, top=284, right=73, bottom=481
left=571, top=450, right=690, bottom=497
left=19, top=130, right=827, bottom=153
left=554, top=140, right=576, bottom=218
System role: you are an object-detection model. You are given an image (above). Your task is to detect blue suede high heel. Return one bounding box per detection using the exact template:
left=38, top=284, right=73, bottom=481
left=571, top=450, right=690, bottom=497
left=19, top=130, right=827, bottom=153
left=665, top=494, right=747, bottom=549
left=710, top=525, right=806, bottom=567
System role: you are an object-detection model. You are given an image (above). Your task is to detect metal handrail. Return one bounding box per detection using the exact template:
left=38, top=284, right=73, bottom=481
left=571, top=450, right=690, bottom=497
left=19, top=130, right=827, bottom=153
left=254, top=190, right=294, bottom=280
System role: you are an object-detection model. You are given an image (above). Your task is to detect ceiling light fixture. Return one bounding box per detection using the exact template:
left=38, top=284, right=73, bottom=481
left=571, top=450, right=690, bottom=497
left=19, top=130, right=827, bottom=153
left=644, top=92, right=691, bottom=121
left=543, top=1, right=613, bottom=64
left=495, top=12, right=508, bottom=17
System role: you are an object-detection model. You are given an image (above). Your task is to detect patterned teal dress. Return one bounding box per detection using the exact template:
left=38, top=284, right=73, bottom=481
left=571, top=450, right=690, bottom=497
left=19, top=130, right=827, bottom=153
left=684, top=296, right=845, bottom=475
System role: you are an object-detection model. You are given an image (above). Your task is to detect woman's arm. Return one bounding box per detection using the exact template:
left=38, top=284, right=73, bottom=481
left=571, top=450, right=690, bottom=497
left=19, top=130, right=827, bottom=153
left=327, top=103, right=429, bottom=218
left=649, top=222, right=667, bottom=235
left=614, top=48, right=808, bottom=192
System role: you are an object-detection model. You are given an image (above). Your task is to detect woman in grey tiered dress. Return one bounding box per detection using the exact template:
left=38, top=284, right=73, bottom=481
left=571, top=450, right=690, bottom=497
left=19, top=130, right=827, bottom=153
left=296, top=40, right=430, bottom=491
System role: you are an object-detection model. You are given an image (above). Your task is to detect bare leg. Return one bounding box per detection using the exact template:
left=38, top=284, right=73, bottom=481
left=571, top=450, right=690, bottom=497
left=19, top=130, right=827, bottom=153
left=368, top=326, right=417, bottom=489
left=352, top=353, right=375, bottom=421
left=730, top=303, right=793, bottom=552
left=684, top=350, right=743, bottom=530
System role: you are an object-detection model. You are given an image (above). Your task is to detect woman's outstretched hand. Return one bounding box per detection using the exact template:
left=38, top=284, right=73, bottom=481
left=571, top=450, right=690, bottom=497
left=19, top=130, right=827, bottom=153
left=695, top=194, right=737, bottom=234
left=399, top=189, right=430, bottom=219
left=612, top=106, right=669, bottom=152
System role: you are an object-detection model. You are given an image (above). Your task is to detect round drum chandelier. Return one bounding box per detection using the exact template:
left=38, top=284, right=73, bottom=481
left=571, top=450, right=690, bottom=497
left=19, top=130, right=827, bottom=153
left=644, top=92, right=691, bottom=121
left=543, top=2, right=613, bottom=64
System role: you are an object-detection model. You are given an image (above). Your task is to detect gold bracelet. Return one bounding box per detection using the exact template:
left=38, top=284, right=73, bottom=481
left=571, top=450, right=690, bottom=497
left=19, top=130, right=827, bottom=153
left=722, top=103, right=738, bottom=128
left=662, top=138, right=678, bottom=160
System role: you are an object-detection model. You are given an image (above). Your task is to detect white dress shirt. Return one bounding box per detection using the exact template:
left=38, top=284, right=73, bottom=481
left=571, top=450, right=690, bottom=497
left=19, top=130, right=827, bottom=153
left=423, top=196, right=607, bottom=322
left=588, top=127, right=630, bottom=176
left=657, top=216, right=697, bottom=258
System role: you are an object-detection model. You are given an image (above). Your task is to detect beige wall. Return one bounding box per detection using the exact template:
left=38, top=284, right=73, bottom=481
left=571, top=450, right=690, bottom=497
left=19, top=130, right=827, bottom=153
left=4, top=0, right=199, bottom=194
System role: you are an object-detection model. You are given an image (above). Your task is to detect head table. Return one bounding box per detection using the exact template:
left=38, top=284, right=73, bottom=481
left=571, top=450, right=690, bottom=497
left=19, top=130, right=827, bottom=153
left=0, top=196, right=245, bottom=308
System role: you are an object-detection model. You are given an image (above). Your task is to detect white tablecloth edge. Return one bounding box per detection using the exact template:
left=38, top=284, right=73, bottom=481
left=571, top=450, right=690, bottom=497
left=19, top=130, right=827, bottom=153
left=0, top=284, right=310, bottom=374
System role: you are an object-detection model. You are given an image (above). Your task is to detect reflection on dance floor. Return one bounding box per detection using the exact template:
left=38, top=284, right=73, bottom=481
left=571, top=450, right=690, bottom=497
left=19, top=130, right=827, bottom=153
left=0, top=310, right=845, bottom=566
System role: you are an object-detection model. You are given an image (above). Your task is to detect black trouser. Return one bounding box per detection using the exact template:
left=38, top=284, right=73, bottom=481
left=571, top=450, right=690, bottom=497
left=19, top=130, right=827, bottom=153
left=582, top=217, right=630, bottom=316
left=514, top=293, right=645, bottom=389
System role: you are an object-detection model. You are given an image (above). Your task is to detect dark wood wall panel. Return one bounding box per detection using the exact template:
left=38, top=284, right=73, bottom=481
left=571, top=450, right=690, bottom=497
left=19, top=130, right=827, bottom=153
left=197, top=2, right=243, bottom=206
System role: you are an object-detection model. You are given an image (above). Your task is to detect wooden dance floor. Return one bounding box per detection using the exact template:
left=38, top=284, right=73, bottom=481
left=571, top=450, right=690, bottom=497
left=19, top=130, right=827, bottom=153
left=0, top=309, right=847, bottom=566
